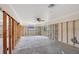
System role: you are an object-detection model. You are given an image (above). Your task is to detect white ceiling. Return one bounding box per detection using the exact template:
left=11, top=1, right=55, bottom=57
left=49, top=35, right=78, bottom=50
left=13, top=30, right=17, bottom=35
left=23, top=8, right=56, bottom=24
left=9, top=4, right=49, bottom=25
left=49, top=4, right=79, bottom=24
left=1, top=4, right=79, bottom=26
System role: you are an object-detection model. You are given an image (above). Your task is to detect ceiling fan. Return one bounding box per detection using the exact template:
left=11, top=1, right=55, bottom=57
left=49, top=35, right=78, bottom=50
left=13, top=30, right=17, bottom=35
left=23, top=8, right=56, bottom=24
left=34, top=4, right=55, bottom=22
left=36, top=18, right=44, bottom=22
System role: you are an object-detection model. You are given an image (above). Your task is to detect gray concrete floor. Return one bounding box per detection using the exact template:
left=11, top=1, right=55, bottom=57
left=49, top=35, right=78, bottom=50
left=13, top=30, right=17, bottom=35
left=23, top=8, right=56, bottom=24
left=13, top=36, right=79, bottom=54
left=57, top=41, right=79, bottom=54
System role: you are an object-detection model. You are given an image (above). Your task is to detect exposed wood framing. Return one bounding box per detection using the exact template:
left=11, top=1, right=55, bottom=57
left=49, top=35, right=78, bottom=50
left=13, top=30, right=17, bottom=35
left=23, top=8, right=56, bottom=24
left=66, top=22, right=68, bottom=44
left=3, top=11, right=7, bottom=54
left=12, top=18, right=14, bottom=50
left=61, top=23, right=63, bottom=42
left=9, top=16, right=12, bottom=54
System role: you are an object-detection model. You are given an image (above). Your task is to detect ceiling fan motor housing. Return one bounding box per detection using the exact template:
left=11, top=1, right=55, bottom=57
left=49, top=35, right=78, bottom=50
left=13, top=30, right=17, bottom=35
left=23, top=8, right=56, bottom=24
left=37, top=18, right=41, bottom=21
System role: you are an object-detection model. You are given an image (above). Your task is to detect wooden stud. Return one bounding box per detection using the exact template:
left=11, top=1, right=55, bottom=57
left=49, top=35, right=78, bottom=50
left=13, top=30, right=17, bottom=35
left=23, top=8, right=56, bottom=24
left=14, top=21, right=16, bottom=46
left=8, top=16, right=12, bottom=54
left=53, top=24, right=54, bottom=40
left=2, top=11, right=22, bottom=54
left=66, top=22, right=68, bottom=44
left=73, top=21, right=76, bottom=45
left=3, top=11, right=7, bottom=54
left=12, top=19, right=14, bottom=50
left=73, top=21, right=75, bottom=38
left=61, top=23, right=63, bottom=42
left=14, top=21, right=17, bottom=46
left=56, top=24, right=58, bottom=40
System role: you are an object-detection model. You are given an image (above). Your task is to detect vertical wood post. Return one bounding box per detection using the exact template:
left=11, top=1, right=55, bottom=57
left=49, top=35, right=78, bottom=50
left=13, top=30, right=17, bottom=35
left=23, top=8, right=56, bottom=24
left=12, top=18, right=14, bottom=50
left=73, top=21, right=75, bottom=45
left=53, top=24, right=54, bottom=40
left=8, top=16, right=12, bottom=54
left=15, top=21, right=17, bottom=45
left=73, top=21, right=75, bottom=38
left=3, top=11, right=7, bottom=54
left=66, top=22, right=68, bottom=44
left=61, top=23, right=63, bottom=42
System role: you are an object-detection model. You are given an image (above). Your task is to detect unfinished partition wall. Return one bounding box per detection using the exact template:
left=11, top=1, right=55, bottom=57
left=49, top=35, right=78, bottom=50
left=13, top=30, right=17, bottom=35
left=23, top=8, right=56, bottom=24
left=55, top=24, right=59, bottom=41
left=2, top=11, right=22, bottom=54
left=21, top=26, right=25, bottom=36
left=22, top=25, right=53, bottom=38
left=68, top=21, right=73, bottom=45
left=51, top=24, right=59, bottom=40
left=41, top=25, right=51, bottom=36
left=40, top=26, right=47, bottom=36
left=51, top=19, right=79, bottom=48
left=22, top=26, right=42, bottom=36
left=49, top=24, right=54, bottom=40
left=62, top=22, right=67, bottom=43
left=75, top=20, right=79, bottom=47
left=14, top=21, right=22, bottom=46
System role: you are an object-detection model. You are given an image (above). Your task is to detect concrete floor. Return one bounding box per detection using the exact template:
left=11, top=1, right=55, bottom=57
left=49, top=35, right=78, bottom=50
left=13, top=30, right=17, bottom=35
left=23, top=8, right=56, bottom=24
left=13, top=36, right=79, bottom=54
